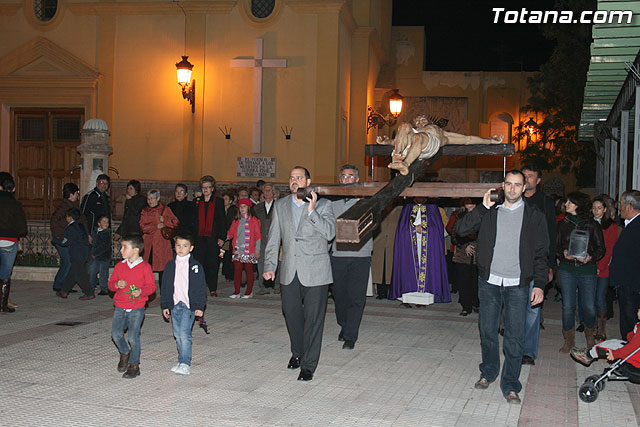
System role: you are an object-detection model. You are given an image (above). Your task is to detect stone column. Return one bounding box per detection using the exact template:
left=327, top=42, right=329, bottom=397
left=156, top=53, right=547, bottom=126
left=77, top=119, right=113, bottom=195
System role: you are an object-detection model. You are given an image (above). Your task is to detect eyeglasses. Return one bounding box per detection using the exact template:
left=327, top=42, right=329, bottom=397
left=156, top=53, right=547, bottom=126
left=340, top=174, right=356, bottom=180
left=201, top=185, right=213, bottom=190
left=97, top=180, right=108, bottom=185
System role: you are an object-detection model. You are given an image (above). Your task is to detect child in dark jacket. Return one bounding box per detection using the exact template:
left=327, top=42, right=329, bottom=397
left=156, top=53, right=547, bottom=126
left=108, top=234, right=156, bottom=379
left=89, top=216, right=112, bottom=295
left=57, top=208, right=94, bottom=300
left=161, top=233, right=207, bottom=375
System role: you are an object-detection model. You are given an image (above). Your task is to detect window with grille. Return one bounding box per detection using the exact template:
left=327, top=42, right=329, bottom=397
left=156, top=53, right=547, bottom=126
left=17, top=117, right=46, bottom=141
left=53, top=117, right=81, bottom=142
left=33, top=0, right=57, bottom=22
left=251, top=0, right=275, bottom=19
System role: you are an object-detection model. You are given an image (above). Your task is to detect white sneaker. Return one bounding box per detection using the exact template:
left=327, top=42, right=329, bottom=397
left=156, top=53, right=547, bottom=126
left=241, top=294, right=253, bottom=299
left=171, top=363, right=181, bottom=372
left=174, top=364, right=191, bottom=375
left=229, top=294, right=240, bottom=299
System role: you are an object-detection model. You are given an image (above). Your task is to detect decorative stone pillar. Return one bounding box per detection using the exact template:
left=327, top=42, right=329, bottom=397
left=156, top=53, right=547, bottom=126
left=77, top=119, right=113, bottom=195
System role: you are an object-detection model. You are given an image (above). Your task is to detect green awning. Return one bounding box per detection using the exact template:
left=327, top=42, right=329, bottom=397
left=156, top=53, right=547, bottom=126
left=579, top=0, right=640, bottom=140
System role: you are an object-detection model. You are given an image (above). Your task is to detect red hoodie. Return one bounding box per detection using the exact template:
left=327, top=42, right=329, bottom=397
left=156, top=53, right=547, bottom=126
left=108, top=259, right=157, bottom=309
left=611, top=322, right=640, bottom=368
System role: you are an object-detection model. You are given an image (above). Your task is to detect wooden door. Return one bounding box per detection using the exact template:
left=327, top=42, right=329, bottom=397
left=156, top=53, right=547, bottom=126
left=12, top=109, right=83, bottom=220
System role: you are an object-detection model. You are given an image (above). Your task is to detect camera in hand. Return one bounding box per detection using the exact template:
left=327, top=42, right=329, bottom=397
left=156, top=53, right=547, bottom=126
left=296, top=187, right=317, bottom=200
left=490, top=188, right=504, bottom=204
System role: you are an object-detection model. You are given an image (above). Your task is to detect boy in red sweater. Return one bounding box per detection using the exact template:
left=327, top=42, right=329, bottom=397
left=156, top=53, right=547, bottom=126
left=108, top=235, right=156, bottom=379
left=571, top=307, right=640, bottom=377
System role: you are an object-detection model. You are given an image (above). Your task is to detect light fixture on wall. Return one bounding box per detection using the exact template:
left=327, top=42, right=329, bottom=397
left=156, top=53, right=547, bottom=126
left=366, top=89, right=404, bottom=134
left=176, top=55, right=195, bottom=113
left=525, top=117, right=538, bottom=136
left=281, top=126, right=293, bottom=140
left=219, top=126, right=231, bottom=139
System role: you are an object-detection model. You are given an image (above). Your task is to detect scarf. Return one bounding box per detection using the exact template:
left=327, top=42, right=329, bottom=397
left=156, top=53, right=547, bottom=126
left=197, top=197, right=216, bottom=237
left=243, top=215, right=251, bottom=255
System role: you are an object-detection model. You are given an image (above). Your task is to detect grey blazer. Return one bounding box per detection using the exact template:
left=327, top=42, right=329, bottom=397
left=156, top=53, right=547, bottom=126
left=253, top=200, right=274, bottom=252
left=264, top=195, right=335, bottom=287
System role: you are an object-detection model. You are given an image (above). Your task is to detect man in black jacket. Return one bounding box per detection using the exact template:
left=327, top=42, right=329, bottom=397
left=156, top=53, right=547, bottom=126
left=81, top=174, right=112, bottom=233
left=610, top=190, right=640, bottom=338
left=521, top=164, right=556, bottom=366
left=455, top=170, right=548, bottom=405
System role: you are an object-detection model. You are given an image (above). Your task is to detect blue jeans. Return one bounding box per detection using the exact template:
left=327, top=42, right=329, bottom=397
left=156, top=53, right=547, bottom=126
left=558, top=269, right=597, bottom=331
left=88, top=258, right=110, bottom=292
left=171, top=301, right=196, bottom=366
left=111, top=307, right=145, bottom=364
left=524, top=281, right=541, bottom=360
left=478, top=277, right=528, bottom=395
left=0, top=242, right=18, bottom=279
left=595, top=276, right=609, bottom=314
left=53, top=244, right=71, bottom=291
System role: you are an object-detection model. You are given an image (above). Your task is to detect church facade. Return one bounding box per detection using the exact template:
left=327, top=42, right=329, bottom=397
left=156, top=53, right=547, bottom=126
left=0, top=0, right=542, bottom=220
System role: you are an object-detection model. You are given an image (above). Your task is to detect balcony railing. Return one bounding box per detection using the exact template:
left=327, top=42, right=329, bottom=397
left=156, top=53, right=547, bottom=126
left=16, top=220, right=122, bottom=267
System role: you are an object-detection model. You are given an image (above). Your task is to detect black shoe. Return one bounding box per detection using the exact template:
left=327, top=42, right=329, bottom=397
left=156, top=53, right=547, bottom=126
left=297, top=369, right=313, bottom=381
left=342, top=340, right=355, bottom=350
left=576, top=324, right=585, bottom=333
left=98, top=290, right=110, bottom=296
left=521, top=355, right=535, bottom=365
left=459, top=310, right=469, bottom=316
left=68, top=289, right=78, bottom=294
left=338, top=332, right=345, bottom=342
left=122, top=363, right=140, bottom=379
left=287, top=356, right=300, bottom=369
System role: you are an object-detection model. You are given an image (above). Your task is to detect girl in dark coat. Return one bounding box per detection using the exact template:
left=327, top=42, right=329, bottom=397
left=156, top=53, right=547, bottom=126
left=115, top=180, right=146, bottom=239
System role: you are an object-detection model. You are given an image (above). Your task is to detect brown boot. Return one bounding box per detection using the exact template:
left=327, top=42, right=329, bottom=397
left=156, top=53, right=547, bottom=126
left=585, top=327, right=596, bottom=349
left=596, top=312, right=607, bottom=341
left=0, top=279, right=15, bottom=313
left=117, top=353, right=130, bottom=373
left=559, top=328, right=574, bottom=353
left=122, top=363, right=140, bottom=379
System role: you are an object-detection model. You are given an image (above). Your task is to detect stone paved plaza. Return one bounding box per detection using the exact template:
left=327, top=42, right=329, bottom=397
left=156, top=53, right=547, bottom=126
left=1, top=277, right=640, bottom=426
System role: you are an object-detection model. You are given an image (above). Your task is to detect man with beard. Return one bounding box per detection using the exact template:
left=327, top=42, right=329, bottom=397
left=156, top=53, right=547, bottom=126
left=455, top=170, right=548, bottom=404
left=263, top=166, right=335, bottom=382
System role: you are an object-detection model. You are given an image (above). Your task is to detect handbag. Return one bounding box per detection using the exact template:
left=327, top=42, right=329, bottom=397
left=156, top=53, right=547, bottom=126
left=160, top=206, right=178, bottom=240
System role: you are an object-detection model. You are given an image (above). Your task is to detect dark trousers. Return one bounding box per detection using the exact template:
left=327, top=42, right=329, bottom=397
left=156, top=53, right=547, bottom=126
left=280, top=274, right=328, bottom=373
left=331, top=256, right=371, bottom=343
left=194, top=236, right=221, bottom=292
left=455, top=262, right=478, bottom=312
left=61, top=260, right=94, bottom=297
left=478, top=277, right=528, bottom=395
left=618, top=285, right=640, bottom=339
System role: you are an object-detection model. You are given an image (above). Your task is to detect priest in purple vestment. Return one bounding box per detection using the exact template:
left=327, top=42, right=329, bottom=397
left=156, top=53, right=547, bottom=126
left=389, top=200, right=451, bottom=305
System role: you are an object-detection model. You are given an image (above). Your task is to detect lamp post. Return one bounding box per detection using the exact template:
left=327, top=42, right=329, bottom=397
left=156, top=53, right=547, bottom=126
left=366, top=89, right=404, bottom=134
left=176, top=55, right=195, bottom=113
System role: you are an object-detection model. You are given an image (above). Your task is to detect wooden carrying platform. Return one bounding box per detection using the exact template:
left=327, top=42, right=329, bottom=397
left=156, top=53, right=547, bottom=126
left=333, top=143, right=515, bottom=243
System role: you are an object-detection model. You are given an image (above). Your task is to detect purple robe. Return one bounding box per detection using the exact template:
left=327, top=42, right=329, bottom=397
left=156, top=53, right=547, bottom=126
left=389, top=203, right=451, bottom=303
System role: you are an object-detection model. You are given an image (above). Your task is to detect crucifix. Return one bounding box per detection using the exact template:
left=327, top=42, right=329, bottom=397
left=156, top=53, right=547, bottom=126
left=315, top=142, right=515, bottom=243
left=230, top=38, right=287, bottom=154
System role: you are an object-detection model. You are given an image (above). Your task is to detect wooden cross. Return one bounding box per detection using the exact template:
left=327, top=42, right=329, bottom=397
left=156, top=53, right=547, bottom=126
left=230, top=38, right=287, bottom=154
left=324, top=143, right=515, bottom=243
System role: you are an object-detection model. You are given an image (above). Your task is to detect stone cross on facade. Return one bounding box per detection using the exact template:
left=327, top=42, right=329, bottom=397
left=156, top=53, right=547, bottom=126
left=230, top=38, right=287, bottom=154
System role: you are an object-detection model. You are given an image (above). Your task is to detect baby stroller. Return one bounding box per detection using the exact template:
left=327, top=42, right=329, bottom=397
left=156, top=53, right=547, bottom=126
left=578, top=345, right=640, bottom=403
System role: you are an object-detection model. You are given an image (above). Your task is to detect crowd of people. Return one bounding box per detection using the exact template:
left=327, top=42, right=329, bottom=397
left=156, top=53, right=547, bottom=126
left=1, top=165, right=640, bottom=403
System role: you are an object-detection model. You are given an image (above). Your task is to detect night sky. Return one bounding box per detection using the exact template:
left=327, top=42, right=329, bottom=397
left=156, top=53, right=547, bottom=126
left=392, top=0, right=559, bottom=71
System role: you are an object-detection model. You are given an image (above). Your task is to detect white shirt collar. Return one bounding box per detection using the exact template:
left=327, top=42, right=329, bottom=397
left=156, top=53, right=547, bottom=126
left=498, top=198, right=524, bottom=211
left=123, top=257, right=143, bottom=269
left=625, top=212, right=640, bottom=226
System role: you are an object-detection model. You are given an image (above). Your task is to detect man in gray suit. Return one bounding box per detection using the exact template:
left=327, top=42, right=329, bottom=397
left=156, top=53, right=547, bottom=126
left=255, top=183, right=278, bottom=295
left=263, top=166, right=335, bottom=381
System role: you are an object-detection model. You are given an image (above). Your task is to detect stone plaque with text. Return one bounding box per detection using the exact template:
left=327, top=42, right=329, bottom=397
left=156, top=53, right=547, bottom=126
left=237, top=156, right=276, bottom=178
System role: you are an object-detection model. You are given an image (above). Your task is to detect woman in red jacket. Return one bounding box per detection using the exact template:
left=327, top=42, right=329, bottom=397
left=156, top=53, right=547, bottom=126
left=592, top=195, right=619, bottom=341
left=227, top=199, right=261, bottom=299
left=139, top=189, right=179, bottom=287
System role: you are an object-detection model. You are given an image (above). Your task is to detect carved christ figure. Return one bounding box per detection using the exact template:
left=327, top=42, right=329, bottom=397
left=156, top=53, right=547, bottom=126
left=377, top=115, right=504, bottom=175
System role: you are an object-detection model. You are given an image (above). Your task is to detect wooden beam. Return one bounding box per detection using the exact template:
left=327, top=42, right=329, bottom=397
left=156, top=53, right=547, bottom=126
left=316, top=182, right=500, bottom=198
left=365, top=143, right=515, bottom=157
